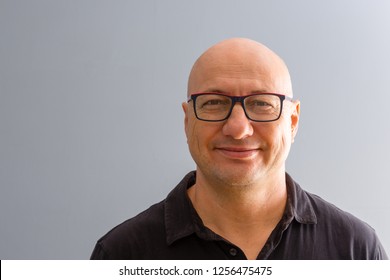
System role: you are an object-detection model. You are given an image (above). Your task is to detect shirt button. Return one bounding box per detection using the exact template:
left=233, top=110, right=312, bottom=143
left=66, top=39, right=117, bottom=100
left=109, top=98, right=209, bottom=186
left=229, top=248, right=237, bottom=256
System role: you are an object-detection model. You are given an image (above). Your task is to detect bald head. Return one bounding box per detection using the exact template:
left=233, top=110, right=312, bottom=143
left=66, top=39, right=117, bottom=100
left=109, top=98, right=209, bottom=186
left=187, top=38, right=292, bottom=98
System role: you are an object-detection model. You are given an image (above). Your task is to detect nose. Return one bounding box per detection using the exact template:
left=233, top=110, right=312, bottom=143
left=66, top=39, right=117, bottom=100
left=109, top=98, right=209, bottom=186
left=222, top=103, right=254, bottom=139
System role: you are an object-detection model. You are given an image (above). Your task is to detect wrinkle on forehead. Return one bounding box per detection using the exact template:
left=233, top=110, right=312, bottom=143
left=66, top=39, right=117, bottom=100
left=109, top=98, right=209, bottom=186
left=187, top=38, right=292, bottom=98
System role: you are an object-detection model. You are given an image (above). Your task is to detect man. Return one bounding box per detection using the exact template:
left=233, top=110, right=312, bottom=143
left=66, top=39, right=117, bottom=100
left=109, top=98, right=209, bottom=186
left=90, top=38, right=387, bottom=260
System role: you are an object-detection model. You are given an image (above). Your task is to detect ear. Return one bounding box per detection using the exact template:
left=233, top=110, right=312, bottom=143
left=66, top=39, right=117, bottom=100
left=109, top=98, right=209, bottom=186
left=290, top=100, right=300, bottom=142
left=182, top=102, right=189, bottom=139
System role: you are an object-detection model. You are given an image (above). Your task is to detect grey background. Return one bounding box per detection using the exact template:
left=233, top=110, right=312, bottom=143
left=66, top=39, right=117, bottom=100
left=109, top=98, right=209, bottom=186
left=1, top=0, right=389, bottom=259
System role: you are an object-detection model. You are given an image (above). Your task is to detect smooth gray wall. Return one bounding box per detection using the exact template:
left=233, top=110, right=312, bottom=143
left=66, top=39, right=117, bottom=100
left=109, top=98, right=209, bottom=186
left=1, top=0, right=389, bottom=259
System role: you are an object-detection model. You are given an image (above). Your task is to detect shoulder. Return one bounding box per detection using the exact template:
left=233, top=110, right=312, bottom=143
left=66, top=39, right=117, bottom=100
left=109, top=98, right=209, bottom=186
left=306, top=192, right=369, bottom=229
left=303, top=190, right=386, bottom=259
left=91, top=200, right=166, bottom=259
left=90, top=172, right=197, bottom=260
left=105, top=200, right=166, bottom=239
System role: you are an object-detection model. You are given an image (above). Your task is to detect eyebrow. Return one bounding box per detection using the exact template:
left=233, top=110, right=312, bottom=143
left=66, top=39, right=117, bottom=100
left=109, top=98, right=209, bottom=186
left=200, top=88, right=225, bottom=93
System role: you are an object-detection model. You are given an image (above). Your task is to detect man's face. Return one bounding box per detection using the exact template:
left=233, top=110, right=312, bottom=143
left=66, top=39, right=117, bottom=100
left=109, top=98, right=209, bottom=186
left=183, top=42, right=299, bottom=187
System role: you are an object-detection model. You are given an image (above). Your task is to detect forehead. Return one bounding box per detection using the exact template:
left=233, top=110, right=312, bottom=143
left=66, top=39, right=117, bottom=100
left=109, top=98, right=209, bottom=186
left=189, top=45, right=290, bottom=95
left=192, top=60, right=286, bottom=95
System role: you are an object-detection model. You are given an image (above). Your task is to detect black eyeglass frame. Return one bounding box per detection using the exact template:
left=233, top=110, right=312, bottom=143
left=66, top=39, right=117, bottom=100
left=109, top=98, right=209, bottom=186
left=187, top=92, right=293, bottom=122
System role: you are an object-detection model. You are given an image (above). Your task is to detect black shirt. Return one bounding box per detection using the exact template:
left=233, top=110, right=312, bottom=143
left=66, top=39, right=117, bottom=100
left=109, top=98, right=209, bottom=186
left=90, top=172, right=388, bottom=260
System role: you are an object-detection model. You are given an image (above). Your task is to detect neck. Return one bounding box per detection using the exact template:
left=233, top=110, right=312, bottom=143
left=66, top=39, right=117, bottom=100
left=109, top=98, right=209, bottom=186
left=187, top=169, right=287, bottom=259
left=188, top=169, right=287, bottom=230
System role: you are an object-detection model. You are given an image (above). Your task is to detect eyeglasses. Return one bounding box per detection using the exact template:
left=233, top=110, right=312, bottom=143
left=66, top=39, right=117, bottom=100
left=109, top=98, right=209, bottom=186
left=188, top=93, right=293, bottom=122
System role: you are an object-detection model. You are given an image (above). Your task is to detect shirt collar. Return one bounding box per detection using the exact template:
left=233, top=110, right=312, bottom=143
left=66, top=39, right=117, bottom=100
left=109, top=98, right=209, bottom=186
left=165, top=171, right=197, bottom=245
left=165, top=171, right=317, bottom=245
left=285, top=173, right=317, bottom=225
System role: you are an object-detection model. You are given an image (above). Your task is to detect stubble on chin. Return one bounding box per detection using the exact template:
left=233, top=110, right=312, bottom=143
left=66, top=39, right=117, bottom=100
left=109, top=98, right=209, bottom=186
left=199, top=160, right=266, bottom=190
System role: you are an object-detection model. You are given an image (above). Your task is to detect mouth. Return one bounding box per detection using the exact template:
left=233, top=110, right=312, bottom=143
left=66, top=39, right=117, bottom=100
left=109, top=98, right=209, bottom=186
left=215, top=146, right=260, bottom=159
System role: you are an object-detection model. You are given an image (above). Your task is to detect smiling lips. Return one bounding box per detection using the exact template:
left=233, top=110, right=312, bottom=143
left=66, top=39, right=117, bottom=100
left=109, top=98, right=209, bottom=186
left=215, top=146, right=260, bottom=159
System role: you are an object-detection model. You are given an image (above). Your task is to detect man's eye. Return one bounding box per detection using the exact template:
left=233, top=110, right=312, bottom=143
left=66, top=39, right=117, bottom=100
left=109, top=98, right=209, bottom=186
left=204, top=100, right=226, bottom=106
left=200, top=99, right=230, bottom=108
left=248, top=100, right=273, bottom=108
left=254, top=101, right=271, bottom=107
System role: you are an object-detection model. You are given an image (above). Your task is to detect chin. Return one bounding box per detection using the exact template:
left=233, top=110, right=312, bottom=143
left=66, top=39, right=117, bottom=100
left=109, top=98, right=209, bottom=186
left=213, top=168, right=261, bottom=188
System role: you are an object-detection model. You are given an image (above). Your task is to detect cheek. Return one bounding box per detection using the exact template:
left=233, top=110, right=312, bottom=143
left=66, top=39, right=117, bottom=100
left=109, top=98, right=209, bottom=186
left=276, top=114, right=293, bottom=141
left=277, top=122, right=293, bottom=156
left=187, top=120, right=220, bottom=153
left=188, top=122, right=201, bottom=150
left=186, top=119, right=207, bottom=153
left=260, top=122, right=291, bottom=152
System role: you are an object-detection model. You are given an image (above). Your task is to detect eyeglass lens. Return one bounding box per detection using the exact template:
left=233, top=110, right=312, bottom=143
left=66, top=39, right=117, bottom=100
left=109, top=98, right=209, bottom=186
left=194, top=94, right=282, bottom=121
